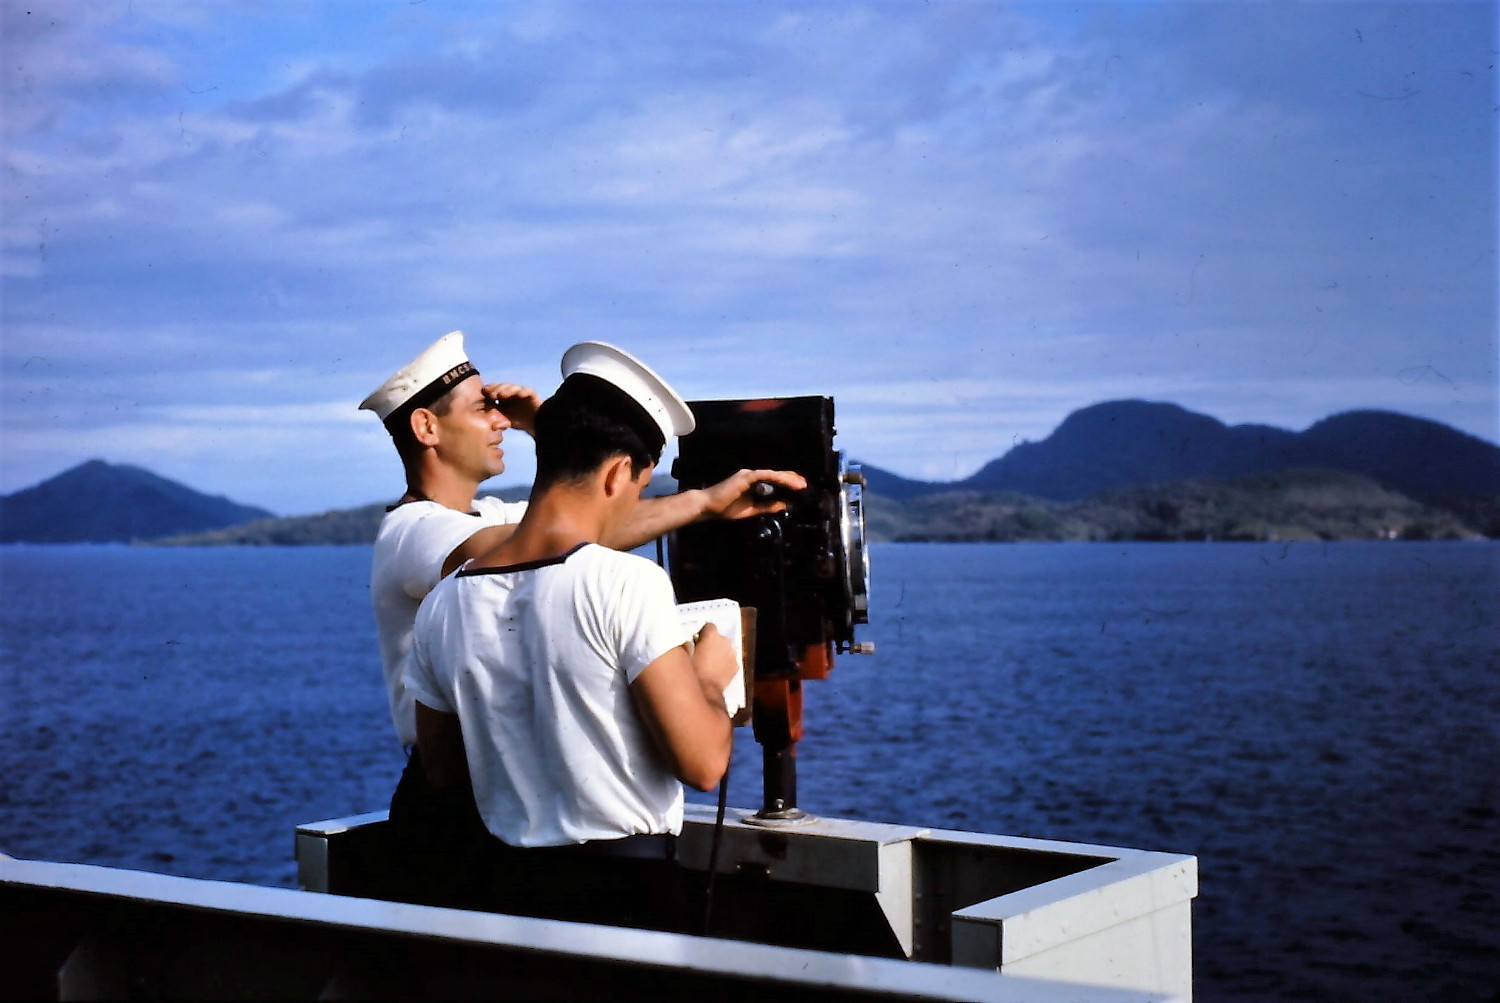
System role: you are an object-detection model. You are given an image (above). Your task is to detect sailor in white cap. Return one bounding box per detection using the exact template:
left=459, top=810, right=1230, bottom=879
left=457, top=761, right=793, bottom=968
left=400, top=342, right=805, bottom=927
left=362, top=333, right=803, bottom=756
left=361, top=331, right=544, bottom=754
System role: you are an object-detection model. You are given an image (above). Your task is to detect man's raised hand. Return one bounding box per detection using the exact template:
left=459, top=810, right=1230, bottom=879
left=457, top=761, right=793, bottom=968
left=484, top=382, right=542, bottom=433
left=703, top=468, right=808, bottom=521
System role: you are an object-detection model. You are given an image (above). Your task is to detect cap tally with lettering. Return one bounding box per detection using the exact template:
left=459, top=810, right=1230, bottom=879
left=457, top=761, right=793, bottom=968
left=360, top=331, right=477, bottom=427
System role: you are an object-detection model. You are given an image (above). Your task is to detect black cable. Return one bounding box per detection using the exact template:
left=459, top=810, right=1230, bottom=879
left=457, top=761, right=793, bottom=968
left=701, top=747, right=730, bottom=936
left=657, top=529, right=729, bottom=935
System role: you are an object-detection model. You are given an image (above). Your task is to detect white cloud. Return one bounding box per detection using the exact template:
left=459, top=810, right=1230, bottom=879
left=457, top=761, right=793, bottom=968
left=2, top=0, right=1493, bottom=511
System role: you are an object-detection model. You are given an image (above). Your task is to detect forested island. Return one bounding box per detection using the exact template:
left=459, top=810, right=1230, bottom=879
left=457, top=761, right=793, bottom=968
left=140, top=467, right=1489, bottom=545
left=865, top=468, right=1492, bottom=543
left=5, top=402, right=1496, bottom=544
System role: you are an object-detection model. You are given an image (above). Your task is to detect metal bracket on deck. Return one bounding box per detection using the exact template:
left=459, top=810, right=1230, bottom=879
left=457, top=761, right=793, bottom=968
left=678, top=804, right=926, bottom=957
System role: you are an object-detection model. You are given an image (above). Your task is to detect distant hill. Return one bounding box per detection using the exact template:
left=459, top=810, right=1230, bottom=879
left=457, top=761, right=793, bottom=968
left=154, top=477, right=677, bottom=546
left=154, top=501, right=395, bottom=547
left=0, top=460, right=273, bottom=544
left=858, top=401, right=1500, bottom=506
left=154, top=484, right=528, bottom=546
left=19, top=402, right=1494, bottom=547
left=157, top=463, right=1496, bottom=547
left=865, top=468, right=1489, bottom=543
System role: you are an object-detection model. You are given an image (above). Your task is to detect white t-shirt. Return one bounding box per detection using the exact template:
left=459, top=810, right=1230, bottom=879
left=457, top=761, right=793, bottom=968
left=404, top=543, right=692, bottom=847
left=371, top=496, right=528, bottom=746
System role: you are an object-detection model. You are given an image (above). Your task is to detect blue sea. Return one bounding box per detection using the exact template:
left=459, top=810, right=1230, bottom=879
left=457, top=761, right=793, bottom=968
left=2, top=541, right=1496, bottom=1000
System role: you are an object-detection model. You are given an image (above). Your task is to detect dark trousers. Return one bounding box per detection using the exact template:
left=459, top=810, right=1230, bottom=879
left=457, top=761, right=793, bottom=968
left=387, top=749, right=493, bottom=910
left=388, top=753, right=687, bottom=931
left=485, top=838, right=688, bottom=933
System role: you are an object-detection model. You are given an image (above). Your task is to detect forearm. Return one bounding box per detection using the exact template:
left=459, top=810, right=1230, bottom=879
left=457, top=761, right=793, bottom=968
left=602, top=490, right=709, bottom=550
left=691, top=645, right=734, bottom=715
left=684, top=645, right=734, bottom=787
left=631, top=646, right=734, bottom=791
left=678, top=705, right=732, bottom=792
left=697, top=674, right=729, bottom=710
left=604, top=469, right=806, bottom=551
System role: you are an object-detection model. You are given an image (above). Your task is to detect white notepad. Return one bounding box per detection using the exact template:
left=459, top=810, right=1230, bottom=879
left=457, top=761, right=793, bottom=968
left=677, top=598, right=749, bottom=723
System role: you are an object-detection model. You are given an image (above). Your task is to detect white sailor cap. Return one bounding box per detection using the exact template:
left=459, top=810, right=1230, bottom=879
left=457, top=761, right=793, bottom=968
left=559, top=341, right=696, bottom=445
left=359, top=331, right=478, bottom=424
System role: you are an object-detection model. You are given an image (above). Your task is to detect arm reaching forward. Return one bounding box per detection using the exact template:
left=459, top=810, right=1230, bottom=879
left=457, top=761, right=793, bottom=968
left=604, top=468, right=808, bottom=551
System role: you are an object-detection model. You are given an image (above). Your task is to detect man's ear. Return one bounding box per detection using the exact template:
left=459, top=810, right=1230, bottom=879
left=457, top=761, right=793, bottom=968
left=600, top=454, right=636, bottom=498
left=410, top=408, right=441, bottom=447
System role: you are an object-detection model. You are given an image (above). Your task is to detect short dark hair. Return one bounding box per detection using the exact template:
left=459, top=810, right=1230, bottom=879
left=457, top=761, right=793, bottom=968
left=533, top=374, right=661, bottom=490
left=385, top=385, right=460, bottom=461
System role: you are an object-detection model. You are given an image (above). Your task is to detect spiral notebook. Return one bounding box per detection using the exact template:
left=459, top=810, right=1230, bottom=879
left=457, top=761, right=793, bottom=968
left=677, top=598, right=754, bottom=725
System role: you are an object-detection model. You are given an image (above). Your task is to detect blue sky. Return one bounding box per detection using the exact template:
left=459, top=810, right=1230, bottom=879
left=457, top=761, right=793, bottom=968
left=3, top=0, right=1495, bottom=515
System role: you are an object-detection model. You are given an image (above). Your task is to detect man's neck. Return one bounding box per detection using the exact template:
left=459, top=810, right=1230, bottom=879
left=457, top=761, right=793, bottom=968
left=474, top=486, right=608, bottom=567
left=404, top=463, right=480, bottom=513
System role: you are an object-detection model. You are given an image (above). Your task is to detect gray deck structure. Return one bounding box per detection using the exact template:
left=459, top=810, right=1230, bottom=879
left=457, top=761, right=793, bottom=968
left=0, top=804, right=1197, bottom=999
